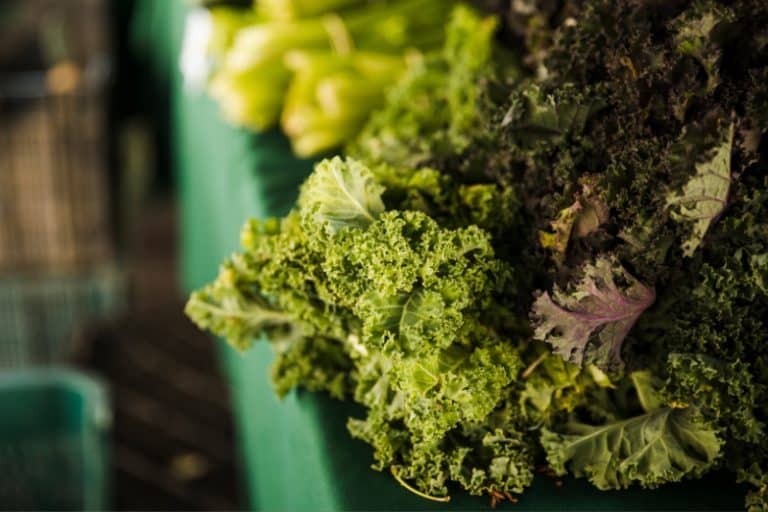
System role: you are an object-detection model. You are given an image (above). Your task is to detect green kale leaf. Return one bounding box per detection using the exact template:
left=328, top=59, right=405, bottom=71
left=666, top=123, right=734, bottom=257
left=542, top=372, right=722, bottom=491
left=298, top=156, right=385, bottom=233
left=185, top=256, right=296, bottom=351
left=541, top=405, right=722, bottom=490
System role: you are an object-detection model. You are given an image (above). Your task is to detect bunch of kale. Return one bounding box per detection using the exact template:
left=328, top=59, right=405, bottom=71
left=187, top=1, right=768, bottom=507
left=490, top=2, right=768, bottom=506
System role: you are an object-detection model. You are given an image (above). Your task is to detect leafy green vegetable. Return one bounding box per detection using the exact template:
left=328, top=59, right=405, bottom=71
left=188, top=0, right=768, bottom=506
left=282, top=51, right=406, bottom=155
left=505, top=1, right=768, bottom=506
left=298, top=156, right=384, bottom=233
left=666, top=123, right=734, bottom=256
left=348, top=4, right=506, bottom=169
left=519, top=345, right=604, bottom=426
left=542, top=371, right=722, bottom=490
left=739, top=463, right=768, bottom=512
left=672, top=2, right=735, bottom=93
left=187, top=151, right=533, bottom=499
left=204, top=0, right=455, bottom=154
left=663, top=354, right=765, bottom=444
left=542, top=406, right=722, bottom=490
left=185, top=256, right=295, bottom=351
left=531, top=257, right=655, bottom=372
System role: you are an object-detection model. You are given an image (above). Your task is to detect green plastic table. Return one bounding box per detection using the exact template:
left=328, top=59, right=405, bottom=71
left=159, top=1, right=747, bottom=509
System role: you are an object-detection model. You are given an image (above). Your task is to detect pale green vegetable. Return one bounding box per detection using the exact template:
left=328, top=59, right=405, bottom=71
left=667, top=123, right=734, bottom=256
left=258, top=0, right=367, bottom=20
left=282, top=51, right=405, bottom=155
left=298, top=156, right=385, bottom=233
left=203, top=0, right=454, bottom=155
left=542, top=372, right=722, bottom=490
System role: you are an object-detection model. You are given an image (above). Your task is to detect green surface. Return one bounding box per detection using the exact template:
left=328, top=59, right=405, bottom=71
left=0, top=369, right=111, bottom=511
left=162, top=1, right=747, bottom=510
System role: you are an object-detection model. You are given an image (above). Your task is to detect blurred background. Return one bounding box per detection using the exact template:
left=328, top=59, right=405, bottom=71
left=0, top=0, right=242, bottom=509
left=4, top=1, right=525, bottom=510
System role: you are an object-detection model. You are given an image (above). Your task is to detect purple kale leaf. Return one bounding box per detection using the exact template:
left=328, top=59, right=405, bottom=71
left=531, top=256, right=655, bottom=372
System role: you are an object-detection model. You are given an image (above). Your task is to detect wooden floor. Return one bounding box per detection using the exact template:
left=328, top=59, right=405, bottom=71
left=76, top=199, right=243, bottom=510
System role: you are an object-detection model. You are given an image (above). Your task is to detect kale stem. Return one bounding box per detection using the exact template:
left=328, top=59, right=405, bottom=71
left=389, top=466, right=451, bottom=503
left=521, top=351, right=549, bottom=379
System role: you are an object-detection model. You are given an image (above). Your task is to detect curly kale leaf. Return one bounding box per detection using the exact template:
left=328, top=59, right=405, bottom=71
left=519, top=344, right=613, bottom=426
left=298, top=156, right=385, bottom=234
left=271, top=335, right=353, bottom=399
left=672, top=2, right=736, bottom=93
left=663, top=354, right=765, bottom=445
left=350, top=347, right=533, bottom=498
left=448, top=422, right=535, bottom=496
left=324, top=209, right=509, bottom=325
left=355, top=288, right=462, bottom=354
left=648, top=245, right=768, bottom=365
left=739, top=463, right=768, bottom=512
left=531, top=256, right=655, bottom=372
left=393, top=343, right=521, bottom=441
left=319, top=183, right=530, bottom=498
left=666, top=123, right=734, bottom=257
left=187, top=154, right=533, bottom=499
left=502, top=83, right=602, bottom=145
left=329, top=208, right=523, bottom=485
left=185, top=256, right=296, bottom=351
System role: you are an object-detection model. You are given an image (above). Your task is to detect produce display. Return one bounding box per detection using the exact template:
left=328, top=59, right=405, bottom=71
left=201, top=0, right=452, bottom=156
left=187, top=1, right=768, bottom=508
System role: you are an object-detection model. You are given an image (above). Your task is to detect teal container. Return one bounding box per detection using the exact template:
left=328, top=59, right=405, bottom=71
left=0, top=369, right=111, bottom=510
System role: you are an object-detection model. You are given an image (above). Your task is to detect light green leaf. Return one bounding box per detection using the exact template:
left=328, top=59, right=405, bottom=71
left=356, top=288, right=457, bottom=352
left=348, top=6, right=500, bottom=167
left=184, top=259, right=295, bottom=351
left=667, top=123, right=734, bottom=256
left=631, top=370, right=665, bottom=413
left=542, top=406, right=722, bottom=490
left=672, top=4, right=735, bottom=92
left=299, top=156, right=385, bottom=233
left=519, top=348, right=589, bottom=423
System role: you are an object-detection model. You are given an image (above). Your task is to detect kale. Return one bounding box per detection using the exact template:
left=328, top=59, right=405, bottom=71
left=187, top=1, right=768, bottom=506
left=491, top=0, right=768, bottom=505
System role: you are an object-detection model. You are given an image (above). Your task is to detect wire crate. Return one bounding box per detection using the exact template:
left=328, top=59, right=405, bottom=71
left=0, top=368, right=111, bottom=511
left=0, top=65, right=114, bottom=273
left=0, top=265, right=126, bottom=368
left=1, top=0, right=113, bottom=273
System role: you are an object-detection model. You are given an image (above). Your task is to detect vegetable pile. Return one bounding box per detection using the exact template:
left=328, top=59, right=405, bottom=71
left=201, top=0, right=452, bottom=156
left=187, top=1, right=768, bottom=508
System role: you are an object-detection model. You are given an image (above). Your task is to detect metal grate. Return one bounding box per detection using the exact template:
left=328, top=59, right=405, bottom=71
left=0, top=266, right=126, bottom=368
left=0, top=70, right=113, bottom=273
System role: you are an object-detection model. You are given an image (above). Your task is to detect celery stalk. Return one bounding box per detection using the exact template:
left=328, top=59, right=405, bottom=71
left=258, top=0, right=367, bottom=20
left=207, top=6, right=259, bottom=60
left=210, top=55, right=290, bottom=130
left=203, top=0, right=456, bottom=151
